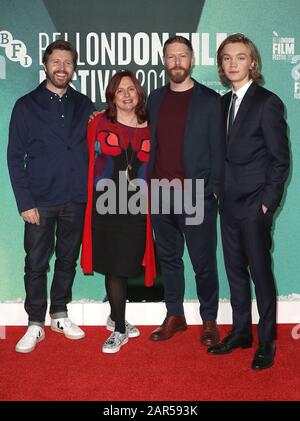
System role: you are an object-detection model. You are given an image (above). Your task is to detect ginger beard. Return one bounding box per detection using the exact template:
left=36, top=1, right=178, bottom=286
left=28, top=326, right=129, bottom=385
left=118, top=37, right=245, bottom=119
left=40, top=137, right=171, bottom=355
left=166, top=65, right=191, bottom=84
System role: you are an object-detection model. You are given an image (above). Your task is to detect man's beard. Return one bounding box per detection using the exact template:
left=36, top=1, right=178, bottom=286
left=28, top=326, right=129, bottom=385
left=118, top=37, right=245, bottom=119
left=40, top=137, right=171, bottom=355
left=166, top=66, right=191, bottom=83
left=45, top=70, right=72, bottom=89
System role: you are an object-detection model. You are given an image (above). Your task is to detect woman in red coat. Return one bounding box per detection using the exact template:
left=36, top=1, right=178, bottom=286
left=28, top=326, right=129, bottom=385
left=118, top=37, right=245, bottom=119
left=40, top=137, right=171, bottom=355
left=81, top=70, right=156, bottom=353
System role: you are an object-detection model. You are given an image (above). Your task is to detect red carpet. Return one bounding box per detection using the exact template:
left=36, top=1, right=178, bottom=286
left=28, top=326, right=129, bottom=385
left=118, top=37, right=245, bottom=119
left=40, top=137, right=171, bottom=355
left=0, top=325, right=299, bottom=401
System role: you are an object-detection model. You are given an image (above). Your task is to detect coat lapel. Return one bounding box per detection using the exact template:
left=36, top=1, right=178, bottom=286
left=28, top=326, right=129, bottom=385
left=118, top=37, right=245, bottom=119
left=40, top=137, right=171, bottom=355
left=148, top=85, right=167, bottom=175
left=151, top=85, right=167, bottom=139
left=183, top=81, right=201, bottom=142
left=228, top=82, right=257, bottom=140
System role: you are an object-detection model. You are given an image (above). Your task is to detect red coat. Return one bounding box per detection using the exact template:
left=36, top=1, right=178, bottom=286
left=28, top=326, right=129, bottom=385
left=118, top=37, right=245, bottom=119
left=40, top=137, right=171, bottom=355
left=80, top=113, right=156, bottom=287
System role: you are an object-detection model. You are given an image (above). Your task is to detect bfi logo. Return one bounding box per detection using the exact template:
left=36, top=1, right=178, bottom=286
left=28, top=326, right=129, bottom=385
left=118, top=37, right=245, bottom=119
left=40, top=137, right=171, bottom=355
left=272, top=32, right=295, bottom=61
left=0, top=30, right=32, bottom=79
left=0, top=55, right=5, bottom=79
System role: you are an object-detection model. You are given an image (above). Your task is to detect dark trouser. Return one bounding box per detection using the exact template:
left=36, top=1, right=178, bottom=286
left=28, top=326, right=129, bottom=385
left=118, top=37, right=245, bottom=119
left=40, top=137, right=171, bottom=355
left=221, top=209, right=277, bottom=344
left=151, top=197, right=219, bottom=320
left=24, top=202, right=85, bottom=325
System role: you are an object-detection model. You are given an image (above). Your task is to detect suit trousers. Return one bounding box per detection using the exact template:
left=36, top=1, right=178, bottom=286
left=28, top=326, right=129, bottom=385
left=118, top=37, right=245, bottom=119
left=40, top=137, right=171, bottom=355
left=24, top=202, right=85, bottom=323
left=151, top=197, right=219, bottom=320
left=221, top=208, right=277, bottom=344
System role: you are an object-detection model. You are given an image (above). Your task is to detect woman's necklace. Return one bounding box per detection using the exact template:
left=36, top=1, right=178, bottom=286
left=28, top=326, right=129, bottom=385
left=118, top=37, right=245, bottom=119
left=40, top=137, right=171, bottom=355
left=125, top=133, right=137, bottom=187
left=125, top=147, right=135, bottom=173
left=122, top=120, right=139, bottom=187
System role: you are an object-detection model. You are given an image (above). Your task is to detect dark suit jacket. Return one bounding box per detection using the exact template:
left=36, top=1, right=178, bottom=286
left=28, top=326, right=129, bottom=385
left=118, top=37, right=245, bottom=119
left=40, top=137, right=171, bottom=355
left=7, top=82, right=95, bottom=213
left=220, top=82, right=290, bottom=217
left=147, top=80, right=224, bottom=199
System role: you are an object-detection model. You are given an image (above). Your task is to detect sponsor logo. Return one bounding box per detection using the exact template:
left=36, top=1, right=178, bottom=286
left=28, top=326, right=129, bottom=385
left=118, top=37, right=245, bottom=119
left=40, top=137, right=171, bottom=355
left=291, top=55, right=300, bottom=99
left=272, top=31, right=295, bottom=61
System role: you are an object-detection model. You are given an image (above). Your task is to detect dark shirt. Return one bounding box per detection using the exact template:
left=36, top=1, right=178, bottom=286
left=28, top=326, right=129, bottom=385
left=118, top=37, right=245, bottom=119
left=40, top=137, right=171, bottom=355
left=7, top=81, right=95, bottom=212
left=153, top=87, right=193, bottom=181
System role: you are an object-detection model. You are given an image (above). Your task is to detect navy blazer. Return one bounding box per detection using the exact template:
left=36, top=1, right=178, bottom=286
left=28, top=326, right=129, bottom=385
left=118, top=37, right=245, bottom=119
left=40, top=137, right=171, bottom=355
left=147, top=80, right=224, bottom=198
left=7, top=82, right=95, bottom=213
left=220, top=82, right=290, bottom=216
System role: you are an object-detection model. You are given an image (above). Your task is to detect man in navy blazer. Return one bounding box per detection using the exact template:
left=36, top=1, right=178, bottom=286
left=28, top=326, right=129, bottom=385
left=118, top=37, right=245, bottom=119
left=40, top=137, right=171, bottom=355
left=7, top=40, right=95, bottom=353
left=208, top=34, right=290, bottom=370
left=147, top=36, right=224, bottom=345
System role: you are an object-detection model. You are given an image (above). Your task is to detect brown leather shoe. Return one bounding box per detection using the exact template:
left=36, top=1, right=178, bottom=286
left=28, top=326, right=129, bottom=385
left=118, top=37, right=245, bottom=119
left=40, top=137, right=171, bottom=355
left=200, top=320, right=220, bottom=346
left=149, top=315, right=187, bottom=341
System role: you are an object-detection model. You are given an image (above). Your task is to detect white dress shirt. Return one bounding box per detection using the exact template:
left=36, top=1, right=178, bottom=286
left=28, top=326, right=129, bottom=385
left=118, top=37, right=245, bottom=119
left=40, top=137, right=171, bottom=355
left=232, top=79, right=253, bottom=119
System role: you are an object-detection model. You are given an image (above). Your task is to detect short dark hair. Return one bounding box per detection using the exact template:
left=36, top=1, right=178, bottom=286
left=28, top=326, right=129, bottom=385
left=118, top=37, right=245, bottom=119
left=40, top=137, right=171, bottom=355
left=42, top=39, right=78, bottom=69
left=105, top=70, right=148, bottom=124
left=163, top=35, right=193, bottom=56
left=217, top=33, right=264, bottom=86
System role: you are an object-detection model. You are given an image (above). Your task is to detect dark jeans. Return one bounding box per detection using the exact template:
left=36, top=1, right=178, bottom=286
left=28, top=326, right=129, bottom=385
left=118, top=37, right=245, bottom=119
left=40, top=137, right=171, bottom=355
left=151, top=197, right=219, bottom=321
left=24, top=202, right=85, bottom=324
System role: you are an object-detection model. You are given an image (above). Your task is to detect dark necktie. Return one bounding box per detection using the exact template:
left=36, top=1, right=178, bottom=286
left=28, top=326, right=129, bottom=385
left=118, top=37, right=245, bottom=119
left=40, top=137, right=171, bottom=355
left=227, top=93, right=237, bottom=136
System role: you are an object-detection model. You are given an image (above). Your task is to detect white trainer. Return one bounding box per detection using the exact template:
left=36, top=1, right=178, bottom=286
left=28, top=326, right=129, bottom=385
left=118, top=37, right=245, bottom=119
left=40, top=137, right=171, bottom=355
left=15, top=325, right=45, bottom=353
left=106, top=315, right=140, bottom=338
left=102, top=331, right=128, bottom=354
left=50, top=317, right=85, bottom=340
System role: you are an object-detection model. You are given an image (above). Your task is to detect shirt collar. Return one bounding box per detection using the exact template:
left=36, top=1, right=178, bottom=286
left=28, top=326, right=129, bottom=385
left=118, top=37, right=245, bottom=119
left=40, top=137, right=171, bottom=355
left=40, top=80, right=70, bottom=101
left=233, top=79, right=253, bottom=101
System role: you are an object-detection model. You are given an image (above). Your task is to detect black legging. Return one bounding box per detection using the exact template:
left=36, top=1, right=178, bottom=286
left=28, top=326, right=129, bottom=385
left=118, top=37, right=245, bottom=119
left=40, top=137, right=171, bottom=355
left=105, top=275, right=128, bottom=334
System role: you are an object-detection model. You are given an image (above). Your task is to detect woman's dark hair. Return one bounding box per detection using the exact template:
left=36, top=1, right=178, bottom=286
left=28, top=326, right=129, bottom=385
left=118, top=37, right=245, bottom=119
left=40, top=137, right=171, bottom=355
left=105, top=70, right=148, bottom=124
left=42, top=39, right=78, bottom=69
left=217, top=33, right=264, bottom=86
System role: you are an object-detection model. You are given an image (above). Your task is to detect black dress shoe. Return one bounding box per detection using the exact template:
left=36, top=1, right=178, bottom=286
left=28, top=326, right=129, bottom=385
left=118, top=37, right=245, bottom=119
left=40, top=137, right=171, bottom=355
left=251, top=342, right=276, bottom=371
left=207, top=332, right=252, bottom=354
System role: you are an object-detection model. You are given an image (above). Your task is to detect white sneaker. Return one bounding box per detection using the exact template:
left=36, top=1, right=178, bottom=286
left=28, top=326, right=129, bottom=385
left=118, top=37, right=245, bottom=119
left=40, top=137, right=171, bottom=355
left=106, top=315, right=140, bottom=338
left=50, top=317, right=85, bottom=340
left=15, top=325, right=45, bottom=353
left=102, top=331, right=128, bottom=354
